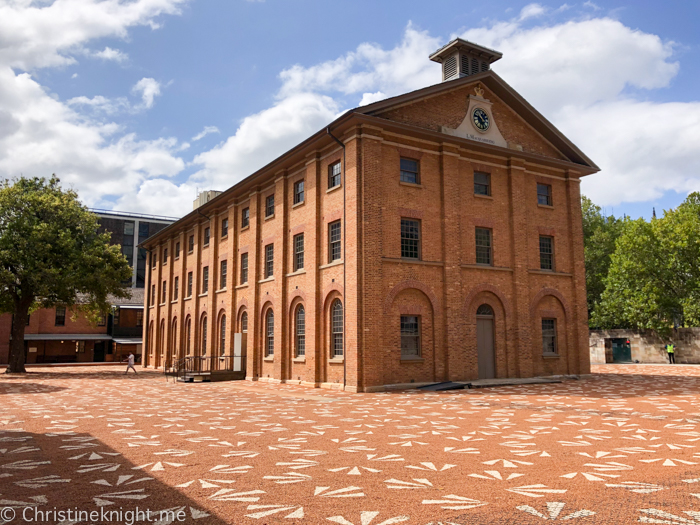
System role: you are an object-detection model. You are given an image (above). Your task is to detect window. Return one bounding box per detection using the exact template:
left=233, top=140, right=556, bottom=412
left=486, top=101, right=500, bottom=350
left=221, top=218, right=228, bottom=238
left=136, top=310, right=143, bottom=327
left=175, top=242, right=180, bottom=259
left=539, top=236, right=554, bottom=270
left=219, top=315, right=226, bottom=356
left=265, top=244, right=274, bottom=278
left=161, top=281, right=167, bottom=303
left=475, top=228, right=492, bottom=265
left=201, top=316, right=207, bottom=355
left=151, top=284, right=156, bottom=305
left=542, top=319, right=557, bottom=354
left=113, top=308, right=120, bottom=326
left=294, top=180, right=304, bottom=204
left=188, top=235, right=194, bottom=252
left=294, top=233, right=304, bottom=271
left=220, top=260, right=227, bottom=289
left=202, top=266, right=209, bottom=293
left=185, top=316, right=191, bottom=355
left=537, top=183, right=552, bottom=206
left=203, top=227, right=211, bottom=246
left=401, top=316, right=421, bottom=358
left=240, top=253, right=249, bottom=284
left=163, top=248, right=168, bottom=264
left=241, top=311, right=248, bottom=333
left=328, top=161, right=341, bottom=188
left=265, top=194, right=275, bottom=217
left=477, top=304, right=494, bottom=317
left=151, top=253, right=157, bottom=268
left=124, top=221, right=135, bottom=236
left=401, top=219, right=420, bottom=259
left=265, top=309, right=274, bottom=357
left=329, top=221, right=341, bottom=262
left=174, top=276, right=179, bottom=301
left=400, top=158, right=420, bottom=184
left=242, top=207, right=250, bottom=228
left=295, top=305, right=305, bottom=357
left=55, top=307, right=66, bottom=326
left=97, top=315, right=106, bottom=327
left=474, top=172, right=491, bottom=196
left=171, top=318, right=178, bottom=357
left=331, top=300, right=343, bottom=358
left=187, top=271, right=193, bottom=297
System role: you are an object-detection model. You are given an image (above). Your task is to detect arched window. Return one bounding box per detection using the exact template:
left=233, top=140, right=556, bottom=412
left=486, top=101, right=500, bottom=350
left=159, top=319, right=165, bottom=357
left=185, top=316, right=191, bottom=355
left=265, top=309, right=274, bottom=357
left=295, top=305, right=305, bottom=357
left=201, top=315, right=208, bottom=355
left=241, top=311, right=248, bottom=333
left=149, top=321, right=154, bottom=356
left=219, top=314, right=226, bottom=356
left=476, top=304, right=494, bottom=317
left=171, top=317, right=178, bottom=359
left=331, top=300, right=343, bottom=358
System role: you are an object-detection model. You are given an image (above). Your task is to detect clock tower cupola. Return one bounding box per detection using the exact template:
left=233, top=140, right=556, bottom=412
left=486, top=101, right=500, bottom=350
left=429, top=38, right=502, bottom=82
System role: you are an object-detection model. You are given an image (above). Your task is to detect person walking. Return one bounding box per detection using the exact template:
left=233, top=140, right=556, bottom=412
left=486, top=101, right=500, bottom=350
left=666, top=343, right=676, bottom=364
left=124, top=352, right=138, bottom=374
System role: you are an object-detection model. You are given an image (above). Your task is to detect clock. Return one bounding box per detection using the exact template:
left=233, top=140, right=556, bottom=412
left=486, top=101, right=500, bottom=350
left=472, top=107, right=490, bottom=132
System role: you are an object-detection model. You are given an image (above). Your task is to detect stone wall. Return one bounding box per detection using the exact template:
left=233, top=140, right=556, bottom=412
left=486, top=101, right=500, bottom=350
left=590, top=329, right=700, bottom=364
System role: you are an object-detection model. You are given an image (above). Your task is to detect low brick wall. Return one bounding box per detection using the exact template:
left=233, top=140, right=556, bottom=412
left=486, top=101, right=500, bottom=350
left=590, top=329, right=700, bottom=364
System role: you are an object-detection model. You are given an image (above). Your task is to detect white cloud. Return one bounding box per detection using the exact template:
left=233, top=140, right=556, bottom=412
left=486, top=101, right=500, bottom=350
left=359, top=91, right=387, bottom=106
left=91, top=46, right=128, bottom=62
left=131, top=77, right=161, bottom=109
left=519, top=3, right=547, bottom=21
left=192, top=126, right=220, bottom=141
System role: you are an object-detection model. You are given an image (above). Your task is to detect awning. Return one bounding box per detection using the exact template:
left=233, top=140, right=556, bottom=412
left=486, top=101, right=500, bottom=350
left=23, top=334, right=112, bottom=341
left=112, top=338, right=142, bottom=345
left=114, top=305, right=143, bottom=310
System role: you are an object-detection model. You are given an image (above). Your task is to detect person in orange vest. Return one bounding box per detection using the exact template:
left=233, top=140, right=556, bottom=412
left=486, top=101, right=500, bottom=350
left=666, top=343, right=675, bottom=364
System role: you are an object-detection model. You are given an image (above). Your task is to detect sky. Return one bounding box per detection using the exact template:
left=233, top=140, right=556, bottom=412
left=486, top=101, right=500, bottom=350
left=1, top=0, right=699, bottom=220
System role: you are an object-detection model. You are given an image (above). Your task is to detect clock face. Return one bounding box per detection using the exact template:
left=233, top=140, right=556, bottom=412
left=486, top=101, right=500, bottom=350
left=472, top=107, right=490, bottom=132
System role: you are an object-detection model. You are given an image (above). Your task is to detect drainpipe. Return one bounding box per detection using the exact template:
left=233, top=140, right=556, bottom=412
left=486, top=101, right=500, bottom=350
left=143, top=247, right=153, bottom=368
left=326, top=127, right=346, bottom=391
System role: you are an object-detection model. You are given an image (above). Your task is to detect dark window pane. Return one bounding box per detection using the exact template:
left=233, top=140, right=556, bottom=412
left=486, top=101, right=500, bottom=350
left=329, top=222, right=341, bottom=262
left=294, top=234, right=304, bottom=271
left=266, top=310, right=274, bottom=356
left=537, top=183, right=552, bottom=206
left=474, top=172, right=491, bottom=196
left=202, top=266, right=209, bottom=293
left=265, top=195, right=275, bottom=217
left=265, top=244, right=274, bottom=278
left=242, top=208, right=249, bottom=228
left=539, top=236, right=554, bottom=270
left=221, top=218, right=228, bottom=237
left=329, top=161, right=341, bottom=188
left=220, top=260, right=227, bottom=289
left=401, top=219, right=420, bottom=259
left=400, top=315, right=420, bottom=357
left=475, top=228, right=492, bottom=265
left=296, top=306, right=305, bottom=357
left=331, top=300, right=343, bottom=357
left=241, top=253, right=248, bottom=283
left=542, top=319, right=557, bottom=354
left=294, top=180, right=304, bottom=204
left=400, top=158, right=419, bottom=184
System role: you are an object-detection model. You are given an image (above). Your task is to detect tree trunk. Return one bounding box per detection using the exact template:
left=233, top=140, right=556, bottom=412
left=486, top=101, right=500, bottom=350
left=6, top=301, right=30, bottom=373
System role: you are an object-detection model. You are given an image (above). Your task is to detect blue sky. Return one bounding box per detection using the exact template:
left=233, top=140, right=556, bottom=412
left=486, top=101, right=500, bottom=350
left=2, top=0, right=699, bottom=219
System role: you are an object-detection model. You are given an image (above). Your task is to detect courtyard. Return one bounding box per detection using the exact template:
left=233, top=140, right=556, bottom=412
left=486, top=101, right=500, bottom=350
left=0, top=365, right=698, bottom=524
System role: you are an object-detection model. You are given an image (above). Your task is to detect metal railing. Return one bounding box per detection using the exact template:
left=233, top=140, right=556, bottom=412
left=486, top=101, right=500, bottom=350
left=164, top=354, right=246, bottom=383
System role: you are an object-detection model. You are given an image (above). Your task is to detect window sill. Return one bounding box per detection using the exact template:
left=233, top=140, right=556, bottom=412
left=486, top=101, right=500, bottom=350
left=328, top=357, right=344, bottom=364
left=188, top=250, right=194, bottom=255
left=171, top=300, right=178, bottom=304
left=198, top=292, right=208, bottom=298
left=221, top=235, right=228, bottom=241
left=461, top=264, right=513, bottom=272
left=263, top=356, right=274, bottom=362
left=174, top=257, right=180, bottom=261
left=235, top=283, right=248, bottom=290
left=202, top=244, right=210, bottom=249
left=529, top=269, right=571, bottom=276
left=400, top=357, right=425, bottom=363
left=382, top=257, right=444, bottom=267
left=159, top=303, right=166, bottom=307
left=287, top=269, right=306, bottom=277
left=149, top=305, right=154, bottom=309
left=183, top=296, right=192, bottom=302
left=264, top=214, right=275, bottom=221
left=326, top=184, right=342, bottom=194
left=293, top=357, right=306, bottom=363
left=399, top=181, right=422, bottom=189
left=292, top=200, right=305, bottom=209
left=542, top=353, right=560, bottom=359
left=216, top=288, right=227, bottom=294
left=258, top=276, right=275, bottom=284
left=474, top=193, right=493, bottom=200
left=538, top=204, right=554, bottom=209
left=319, top=259, right=343, bottom=270
left=241, top=225, right=250, bottom=232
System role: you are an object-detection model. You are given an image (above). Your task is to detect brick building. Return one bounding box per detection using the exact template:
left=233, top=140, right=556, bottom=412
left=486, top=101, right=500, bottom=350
left=141, top=40, right=598, bottom=391
left=0, top=211, right=174, bottom=364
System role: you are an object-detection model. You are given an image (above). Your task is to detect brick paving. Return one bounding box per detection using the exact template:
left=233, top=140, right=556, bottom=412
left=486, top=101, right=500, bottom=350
left=1, top=364, right=699, bottom=524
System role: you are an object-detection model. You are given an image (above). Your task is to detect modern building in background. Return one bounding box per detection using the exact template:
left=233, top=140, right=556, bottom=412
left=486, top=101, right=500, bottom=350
left=0, top=210, right=176, bottom=364
left=141, top=40, right=598, bottom=391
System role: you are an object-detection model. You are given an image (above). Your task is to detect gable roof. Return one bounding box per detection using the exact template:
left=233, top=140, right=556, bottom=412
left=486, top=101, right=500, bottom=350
left=356, top=70, right=599, bottom=171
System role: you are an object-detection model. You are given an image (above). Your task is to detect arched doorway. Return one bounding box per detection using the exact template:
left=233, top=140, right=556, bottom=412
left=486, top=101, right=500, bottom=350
left=476, top=304, right=495, bottom=379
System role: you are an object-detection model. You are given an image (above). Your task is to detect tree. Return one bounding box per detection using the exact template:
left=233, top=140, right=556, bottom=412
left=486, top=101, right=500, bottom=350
left=591, top=193, right=700, bottom=334
left=0, top=176, right=132, bottom=373
left=581, top=196, right=623, bottom=322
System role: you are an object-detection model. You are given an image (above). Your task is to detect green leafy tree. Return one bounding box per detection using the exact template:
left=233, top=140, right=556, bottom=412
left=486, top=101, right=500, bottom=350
left=0, top=176, right=132, bottom=373
left=592, top=193, right=700, bottom=334
left=581, top=195, right=623, bottom=323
